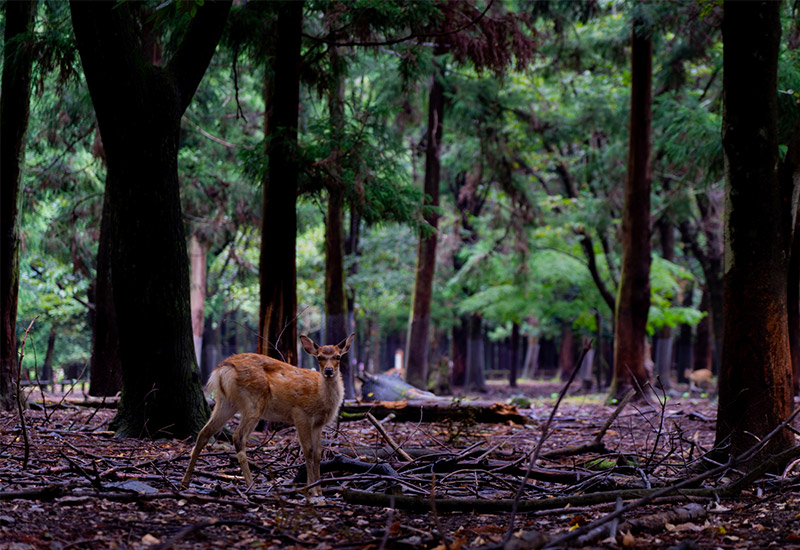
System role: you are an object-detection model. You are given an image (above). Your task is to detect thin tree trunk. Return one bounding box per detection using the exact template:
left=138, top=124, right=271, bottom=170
left=465, top=313, right=486, bottom=391
left=42, top=326, right=56, bottom=385
left=610, top=15, right=653, bottom=401
left=189, top=235, right=208, bottom=366
left=0, top=0, right=36, bottom=410
left=715, top=0, right=794, bottom=461
left=558, top=324, right=575, bottom=381
left=258, top=1, right=302, bottom=366
left=324, top=43, right=352, bottom=396
left=405, top=61, right=444, bottom=389
left=694, top=290, right=712, bottom=372
left=509, top=322, right=520, bottom=388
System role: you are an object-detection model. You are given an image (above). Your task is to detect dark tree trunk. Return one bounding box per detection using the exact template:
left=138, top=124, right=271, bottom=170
left=715, top=0, right=794, bottom=461
left=509, top=322, right=520, bottom=388
left=70, top=0, right=230, bottom=438
left=610, top=16, right=653, bottom=401
left=451, top=319, right=467, bottom=387
left=324, top=44, right=352, bottom=396
left=789, top=212, right=800, bottom=394
left=89, top=191, right=122, bottom=397
left=558, top=324, right=575, bottom=381
left=405, top=61, right=444, bottom=389
left=465, top=313, right=486, bottom=391
left=784, top=124, right=800, bottom=396
left=0, top=0, right=36, bottom=411
left=654, top=213, right=675, bottom=390
left=42, top=326, right=56, bottom=384
left=693, top=290, right=712, bottom=372
left=258, top=1, right=302, bottom=366
left=345, top=209, right=361, bottom=368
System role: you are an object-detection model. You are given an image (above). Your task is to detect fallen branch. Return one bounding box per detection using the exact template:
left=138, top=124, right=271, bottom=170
left=543, top=406, right=800, bottom=548
left=341, top=400, right=528, bottom=425
left=541, top=388, right=636, bottom=460
left=365, top=412, right=413, bottom=462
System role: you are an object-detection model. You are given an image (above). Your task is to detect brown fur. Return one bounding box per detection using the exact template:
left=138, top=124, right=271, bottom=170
left=684, top=368, right=714, bottom=394
left=182, top=334, right=354, bottom=496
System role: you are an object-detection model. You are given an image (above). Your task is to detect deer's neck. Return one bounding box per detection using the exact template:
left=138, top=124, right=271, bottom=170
left=322, top=373, right=344, bottom=408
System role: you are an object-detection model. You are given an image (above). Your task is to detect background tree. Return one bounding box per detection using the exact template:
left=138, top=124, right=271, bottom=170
left=714, top=0, right=795, bottom=461
left=609, top=10, right=653, bottom=401
left=69, top=0, right=231, bottom=438
left=1, top=0, right=37, bottom=410
left=258, top=1, right=303, bottom=365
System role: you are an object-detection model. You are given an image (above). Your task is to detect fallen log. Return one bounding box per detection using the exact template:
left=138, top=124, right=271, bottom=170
left=341, top=400, right=528, bottom=425
left=359, top=372, right=443, bottom=401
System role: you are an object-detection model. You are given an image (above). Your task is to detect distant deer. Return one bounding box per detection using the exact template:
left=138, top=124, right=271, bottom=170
left=182, top=333, right=354, bottom=496
left=684, top=368, right=714, bottom=395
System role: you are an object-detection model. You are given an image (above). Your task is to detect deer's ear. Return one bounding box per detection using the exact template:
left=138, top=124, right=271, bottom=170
left=300, top=335, right=319, bottom=356
left=337, top=333, right=355, bottom=354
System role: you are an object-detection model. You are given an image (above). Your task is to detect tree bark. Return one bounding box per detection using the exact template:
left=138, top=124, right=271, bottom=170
left=189, top=235, right=208, bottom=366
left=0, top=0, right=36, bottom=411
left=405, top=61, right=444, bottom=389
left=609, top=15, right=653, bottom=401
left=89, top=191, right=122, bottom=397
left=465, top=313, right=486, bottom=391
left=509, top=322, right=520, bottom=388
left=715, top=0, right=795, bottom=461
left=258, top=1, right=302, bottom=366
left=324, top=44, right=352, bottom=396
left=70, top=0, right=231, bottom=437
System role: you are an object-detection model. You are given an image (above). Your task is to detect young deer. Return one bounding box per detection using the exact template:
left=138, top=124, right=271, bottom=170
left=181, top=333, right=354, bottom=495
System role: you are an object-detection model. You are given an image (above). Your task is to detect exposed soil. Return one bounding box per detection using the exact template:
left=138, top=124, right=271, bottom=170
left=1, top=381, right=799, bottom=549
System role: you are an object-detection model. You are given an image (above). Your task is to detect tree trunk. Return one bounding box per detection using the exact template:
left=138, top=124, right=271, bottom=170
left=715, top=0, right=795, bottom=461
left=42, top=326, right=56, bottom=385
left=609, top=15, right=653, bottom=402
left=509, top=322, right=520, bottom=388
left=451, top=318, right=467, bottom=387
left=70, top=0, right=230, bottom=438
left=405, top=61, right=444, bottom=389
left=0, top=0, right=36, bottom=411
left=465, top=313, right=486, bottom=391
left=558, top=324, right=575, bottom=381
left=258, top=1, right=302, bottom=366
left=89, top=191, right=122, bottom=397
left=789, top=212, right=800, bottom=394
left=693, top=290, right=712, bottom=372
left=189, top=235, right=208, bottom=366
left=324, top=44, right=352, bottom=396
left=654, top=213, right=675, bottom=390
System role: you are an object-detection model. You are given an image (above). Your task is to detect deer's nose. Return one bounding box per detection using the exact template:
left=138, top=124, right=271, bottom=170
left=324, top=367, right=335, bottom=377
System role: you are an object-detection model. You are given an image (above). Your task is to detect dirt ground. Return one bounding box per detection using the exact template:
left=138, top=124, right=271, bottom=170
left=1, top=381, right=800, bottom=549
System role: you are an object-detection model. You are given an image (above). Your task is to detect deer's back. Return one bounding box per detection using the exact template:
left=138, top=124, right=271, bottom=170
left=209, top=353, right=341, bottom=427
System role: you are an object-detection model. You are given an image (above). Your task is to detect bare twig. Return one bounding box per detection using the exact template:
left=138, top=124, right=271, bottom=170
left=543, top=405, right=800, bottom=548
left=365, top=412, right=413, bottom=462
left=15, top=316, right=38, bottom=469
left=503, top=339, right=593, bottom=544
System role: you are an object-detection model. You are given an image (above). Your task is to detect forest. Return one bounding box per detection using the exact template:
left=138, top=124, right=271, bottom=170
left=3, top=0, right=800, bottom=548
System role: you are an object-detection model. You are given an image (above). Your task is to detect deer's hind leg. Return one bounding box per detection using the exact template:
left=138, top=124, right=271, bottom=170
left=232, top=409, right=261, bottom=486
left=182, top=400, right=236, bottom=487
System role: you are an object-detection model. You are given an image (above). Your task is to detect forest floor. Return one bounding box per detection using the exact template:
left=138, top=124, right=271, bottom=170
left=1, top=380, right=800, bottom=550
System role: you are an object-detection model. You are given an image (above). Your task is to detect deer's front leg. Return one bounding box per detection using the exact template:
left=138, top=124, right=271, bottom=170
left=294, top=416, right=320, bottom=496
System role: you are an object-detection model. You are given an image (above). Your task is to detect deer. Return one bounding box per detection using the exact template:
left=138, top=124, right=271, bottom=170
left=685, top=368, right=714, bottom=395
left=181, top=333, right=354, bottom=496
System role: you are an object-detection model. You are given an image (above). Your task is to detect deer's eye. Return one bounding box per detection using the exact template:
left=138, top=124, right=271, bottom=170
left=335, top=355, right=341, bottom=361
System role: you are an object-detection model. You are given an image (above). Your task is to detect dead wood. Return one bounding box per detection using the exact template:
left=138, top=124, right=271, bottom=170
left=365, top=412, right=413, bottom=461
left=541, top=388, right=636, bottom=460
left=341, top=400, right=528, bottom=425
left=294, top=454, right=399, bottom=483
